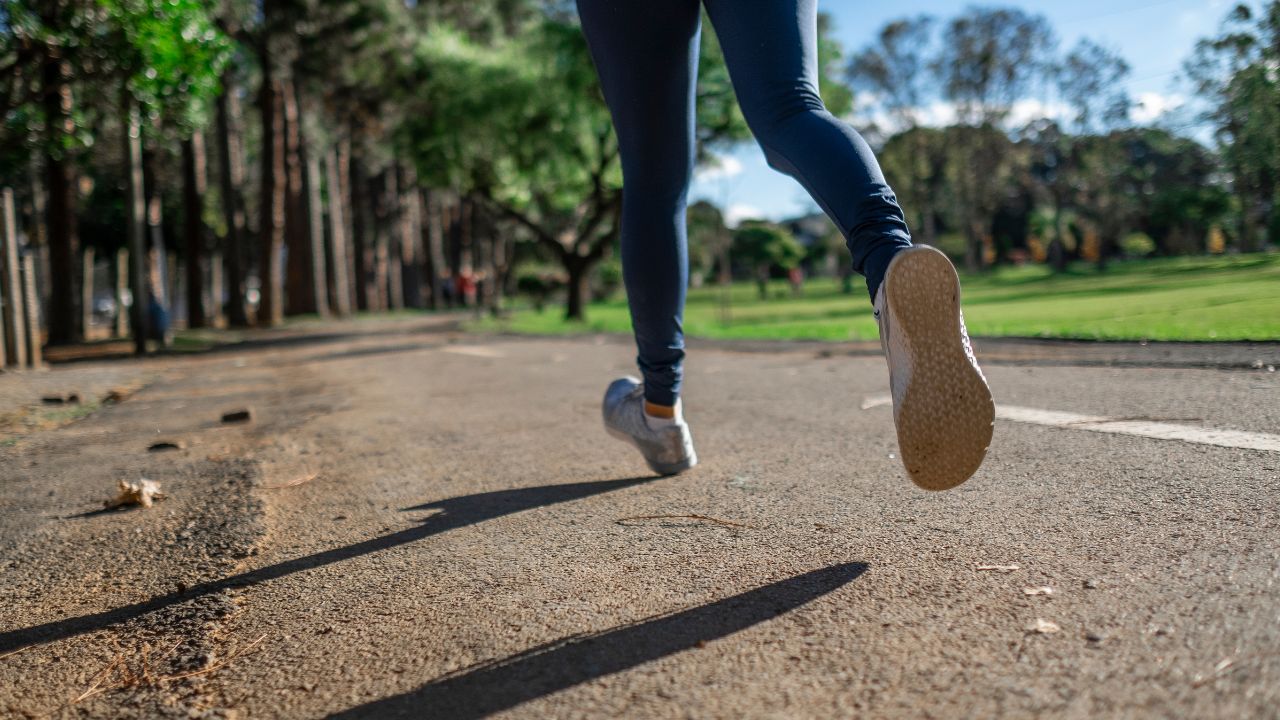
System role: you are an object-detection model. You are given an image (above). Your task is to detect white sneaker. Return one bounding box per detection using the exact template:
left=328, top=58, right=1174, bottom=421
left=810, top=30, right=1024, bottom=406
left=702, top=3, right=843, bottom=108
left=602, top=377, right=697, bottom=476
left=874, top=246, right=994, bottom=490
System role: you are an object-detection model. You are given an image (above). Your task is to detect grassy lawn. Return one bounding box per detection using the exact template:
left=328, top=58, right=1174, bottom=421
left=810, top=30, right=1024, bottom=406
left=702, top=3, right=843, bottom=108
left=475, top=254, right=1280, bottom=342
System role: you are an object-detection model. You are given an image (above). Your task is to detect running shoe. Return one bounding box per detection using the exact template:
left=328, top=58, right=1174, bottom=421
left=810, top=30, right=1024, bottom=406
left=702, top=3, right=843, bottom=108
left=602, top=377, right=697, bottom=476
left=874, top=245, right=994, bottom=490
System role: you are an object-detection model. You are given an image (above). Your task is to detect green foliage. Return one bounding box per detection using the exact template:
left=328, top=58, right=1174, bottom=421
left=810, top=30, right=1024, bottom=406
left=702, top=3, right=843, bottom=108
left=100, top=0, right=232, bottom=130
left=404, top=20, right=615, bottom=214
left=1185, top=1, right=1280, bottom=249
left=515, top=263, right=565, bottom=311
left=686, top=200, right=728, bottom=282
left=592, top=258, right=623, bottom=300
left=1120, top=233, right=1155, bottom=257
left=732, top=221, right=805, bottom=286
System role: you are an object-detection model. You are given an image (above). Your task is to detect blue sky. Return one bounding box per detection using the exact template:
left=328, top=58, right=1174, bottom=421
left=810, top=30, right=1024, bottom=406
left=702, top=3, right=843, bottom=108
left=690, top=0, right=1237, bottom=224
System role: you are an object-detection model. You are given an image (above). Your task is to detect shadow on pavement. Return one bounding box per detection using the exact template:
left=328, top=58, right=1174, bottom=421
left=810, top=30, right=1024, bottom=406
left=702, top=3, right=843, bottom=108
left=330, top=562, right=869, bottom=719
left=0, top=476, right=657, bottom=655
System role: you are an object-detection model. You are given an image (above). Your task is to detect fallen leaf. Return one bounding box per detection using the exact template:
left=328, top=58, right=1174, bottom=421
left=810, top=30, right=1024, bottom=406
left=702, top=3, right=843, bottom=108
left=976, top=564, right=1021, bottom=572
left=104, top=479, right=168, bottom=509
left=1023, top=586, right=1054, bottom=596
left=1027, top=618, right=1060, bottom=634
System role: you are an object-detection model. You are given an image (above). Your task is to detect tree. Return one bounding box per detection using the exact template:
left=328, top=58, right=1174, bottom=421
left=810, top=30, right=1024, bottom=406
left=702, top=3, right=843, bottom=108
left=933, top=7, right=1055, bottom=270
left=1056, top=38, right=1131, bottom=135
left=731, top=221, right=804, bottom=299
left=848, top=16, right=942, bottom=243
left=1185, top=2, right=1280, bottom=252
left=686, top=200, right=729, bottom=285
left=1029, top=39, right=1131, bottom=270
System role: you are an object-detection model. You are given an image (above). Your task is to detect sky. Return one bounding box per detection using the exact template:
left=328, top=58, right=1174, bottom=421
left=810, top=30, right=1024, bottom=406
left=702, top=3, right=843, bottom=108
left=690, top=0, right=1238, bottom=225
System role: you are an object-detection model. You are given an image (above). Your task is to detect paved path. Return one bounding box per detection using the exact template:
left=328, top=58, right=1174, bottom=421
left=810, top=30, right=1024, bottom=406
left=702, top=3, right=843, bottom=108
left=1, top=317, right=1277, bottom=718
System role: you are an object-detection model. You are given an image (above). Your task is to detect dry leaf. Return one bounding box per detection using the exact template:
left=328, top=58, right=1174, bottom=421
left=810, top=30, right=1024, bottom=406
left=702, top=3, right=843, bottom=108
left=976, top=564, right=1021, bottom=572
left=1023, top=586, right=1054, bottom=596
left=105, top=479, right=168, bottom=509
left=1027, top=618, right=1060, bottom=634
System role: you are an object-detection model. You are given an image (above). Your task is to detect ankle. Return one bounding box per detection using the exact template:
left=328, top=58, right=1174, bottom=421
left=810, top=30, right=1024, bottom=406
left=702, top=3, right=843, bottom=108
left=643, top=399, right=682, bottom=429
left=644, top=400, right=676, bottom=419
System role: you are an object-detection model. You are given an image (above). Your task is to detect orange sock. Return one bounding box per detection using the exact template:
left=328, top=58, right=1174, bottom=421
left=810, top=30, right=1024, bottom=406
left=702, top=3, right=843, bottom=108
left=644, top=401, right=676, bottom=419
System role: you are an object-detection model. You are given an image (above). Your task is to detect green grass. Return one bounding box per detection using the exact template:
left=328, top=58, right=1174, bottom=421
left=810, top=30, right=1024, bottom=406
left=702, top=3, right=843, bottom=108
left=38, top=399, right=103, bottom=425
left=473, top=254, right=1280, bottom=342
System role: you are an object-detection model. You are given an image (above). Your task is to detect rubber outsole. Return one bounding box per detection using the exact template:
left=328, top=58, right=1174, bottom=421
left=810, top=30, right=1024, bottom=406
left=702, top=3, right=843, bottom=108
left=882, top=246, right=995, bottom=491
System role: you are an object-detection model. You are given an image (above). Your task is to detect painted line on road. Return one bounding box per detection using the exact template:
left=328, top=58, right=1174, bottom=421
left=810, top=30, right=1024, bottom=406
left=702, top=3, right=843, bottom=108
left=441, top=345, right=506, bottom=358
left=861, top=394, right=1280, bottom=452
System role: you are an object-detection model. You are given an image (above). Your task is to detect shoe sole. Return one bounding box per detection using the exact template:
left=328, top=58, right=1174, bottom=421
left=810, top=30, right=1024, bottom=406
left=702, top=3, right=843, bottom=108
left=605, top=425, right=698, bottom=476
left=883, top=246, right=995, bottom=491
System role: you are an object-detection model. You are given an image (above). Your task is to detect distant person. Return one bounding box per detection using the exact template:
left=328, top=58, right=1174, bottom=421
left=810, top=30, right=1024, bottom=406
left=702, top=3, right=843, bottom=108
left=788, top=266, right=805, bottom=296
left=584, top=0, right=994, bottom=489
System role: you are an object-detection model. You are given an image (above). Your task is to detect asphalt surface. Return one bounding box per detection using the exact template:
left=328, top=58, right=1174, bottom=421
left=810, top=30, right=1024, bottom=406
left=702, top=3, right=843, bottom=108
left=0, top=316, right=1277, bottom=718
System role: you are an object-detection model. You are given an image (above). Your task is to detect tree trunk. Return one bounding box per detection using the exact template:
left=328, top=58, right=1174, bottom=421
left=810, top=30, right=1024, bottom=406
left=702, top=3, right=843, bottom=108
left=1, top=188, right=25, bottom=367
left=398, top=165, right=424, bottom=309
left=324, top=147, right=352, bottom=316
left=216, top=76, right=250, bottom=328
left=283, top=78, right=313, bottom=316
left=80, top=246, right=94, bottom=337
left=350, top=152, right=371, bottom=312
left=423, top=189, right=447, bottom=310
left=258, top=74, right=286, bottom=327
left=1048, top=202, right=1068, bottom=273
left=20, top=254, right=42, bottom=368
left=115, top=248, right=129, bottom=337
left=182, top=132, right=209, bottom=328
left=564, top=257, right=589, bottom=321
left=457, top=194, right=473, bottom=307
left=142, top=145, right=169, bottom=342
left=123, top=98, right=148, bottom=354
left=373, top=172, right=391, bottom=311
left=43, top=52, right=79, bottom=345
left=384, top=169, right=404, bottom=311
left=209, top=249, right=224, bottom=326
left=304, top=133, right=330, bottom=317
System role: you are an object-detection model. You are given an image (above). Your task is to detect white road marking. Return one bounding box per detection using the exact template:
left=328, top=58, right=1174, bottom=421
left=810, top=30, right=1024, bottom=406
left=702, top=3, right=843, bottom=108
left=441, top=345, right=505, bottom=359
left=861, top=395, right=1280, bottom=452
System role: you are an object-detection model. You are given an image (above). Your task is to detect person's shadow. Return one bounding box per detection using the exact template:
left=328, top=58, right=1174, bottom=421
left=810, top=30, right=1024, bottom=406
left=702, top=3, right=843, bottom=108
left=0, top=476, right=658, bottom=655
left=330, top=562, right=869, bottom=719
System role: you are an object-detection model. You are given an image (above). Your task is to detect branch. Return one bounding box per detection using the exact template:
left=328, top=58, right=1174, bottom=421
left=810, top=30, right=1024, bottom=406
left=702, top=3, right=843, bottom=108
left=583, top=194, right=622, bottom=263
left=480, top=193, right=566, bottom=259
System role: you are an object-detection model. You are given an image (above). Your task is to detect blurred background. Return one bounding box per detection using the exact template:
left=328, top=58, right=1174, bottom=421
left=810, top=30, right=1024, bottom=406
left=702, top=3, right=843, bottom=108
left=1, top=0, right=1277, bottom=362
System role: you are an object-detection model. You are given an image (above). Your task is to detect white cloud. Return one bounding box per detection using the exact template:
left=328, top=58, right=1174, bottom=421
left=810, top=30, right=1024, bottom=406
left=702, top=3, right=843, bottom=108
left=1131, top=92, right=1186, bottom=124
left=723, top=203, right=763, bottom=228
left=694, top=154, right=744, bottom=182
left=1008, top=98, right=1072, bottom=127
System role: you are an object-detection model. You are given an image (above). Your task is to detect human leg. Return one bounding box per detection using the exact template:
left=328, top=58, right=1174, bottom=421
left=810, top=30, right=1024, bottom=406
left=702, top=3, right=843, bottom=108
left=576, top=0, right=701, bottom=408
left=704, top=0, right=993, bottom=489
left=703, top=0, right=912, bottom=299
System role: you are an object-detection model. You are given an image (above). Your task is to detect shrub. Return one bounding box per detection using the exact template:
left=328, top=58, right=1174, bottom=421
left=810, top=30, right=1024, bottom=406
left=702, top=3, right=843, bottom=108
left=1120, top=232, right=1156, bottom=258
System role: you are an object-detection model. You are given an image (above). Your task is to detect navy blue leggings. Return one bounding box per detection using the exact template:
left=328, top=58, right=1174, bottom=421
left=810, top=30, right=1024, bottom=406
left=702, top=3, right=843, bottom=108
left=577, top=0, right=913, bottom=406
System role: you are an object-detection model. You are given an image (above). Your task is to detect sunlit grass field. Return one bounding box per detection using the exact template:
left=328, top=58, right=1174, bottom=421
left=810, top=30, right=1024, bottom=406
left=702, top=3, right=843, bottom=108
left=475, top=254, right=1280, bottom=342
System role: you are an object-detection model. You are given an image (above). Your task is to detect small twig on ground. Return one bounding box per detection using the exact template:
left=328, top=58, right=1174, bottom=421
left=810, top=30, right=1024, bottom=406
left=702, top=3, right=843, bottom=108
left=1191, top=657, right=1239, bottom=688
left=71, top=633, right=266, bottom=705
left=616, top=514, right=752, bottom=529
left=0, top=645, right=36, bottom=662
left=157, top=633, right=266, bottom=682
left=73, top=653, right=125, bottom=704
left=262, top=473, right=318, bottom=490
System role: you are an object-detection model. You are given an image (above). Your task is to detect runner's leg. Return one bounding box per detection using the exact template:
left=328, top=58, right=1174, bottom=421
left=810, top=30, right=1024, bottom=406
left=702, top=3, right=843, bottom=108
left=576, top=0, right=701, bottom=407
